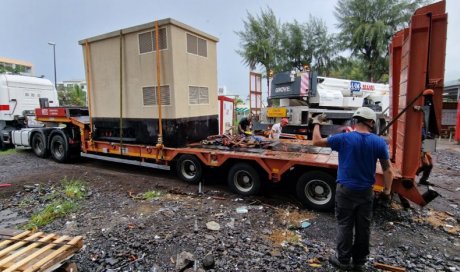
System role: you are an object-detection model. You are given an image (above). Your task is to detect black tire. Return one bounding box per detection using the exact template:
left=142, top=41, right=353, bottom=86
left=0, top=139, right=5, bottom=151
left=50, top=134, right=69, bottom=163
left=31, top=133, right=48, bottom=158
left=176, top=154, right=203, bottom=184
left=227, top=163, right=261, bottom=196
left=296, top=171, right=336, bottom=211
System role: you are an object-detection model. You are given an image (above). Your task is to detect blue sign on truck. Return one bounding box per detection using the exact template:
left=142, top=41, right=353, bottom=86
left=350, top=81, right=361, bottom=92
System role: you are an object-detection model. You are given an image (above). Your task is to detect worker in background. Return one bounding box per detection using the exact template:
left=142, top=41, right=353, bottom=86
left=269, top=118, right=289, bottom=139
left=311, top=108, right=394, bottom=271
left=417, top=119, right=433, bottom=185
left=238, top=113, right=252, bottom=135
left=417, top=152, right=433, bottom=185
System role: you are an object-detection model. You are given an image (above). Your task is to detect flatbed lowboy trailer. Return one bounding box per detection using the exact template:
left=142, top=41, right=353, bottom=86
left=18, top=103, right=432, bottom=212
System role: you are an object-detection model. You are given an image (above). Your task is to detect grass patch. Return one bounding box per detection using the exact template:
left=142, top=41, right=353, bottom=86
left=24, top=200, right=78, bottom=230
left=62, top=178, right=87, bottom=200
left=22, top=177, right=89, bottom=230
left=18, top=196, right=38, bottom=208
left=42, top=190, right=60, bottom=202
left=0, top=148, right=16, bottom=156
left=141, top=190, right=162, bottom=200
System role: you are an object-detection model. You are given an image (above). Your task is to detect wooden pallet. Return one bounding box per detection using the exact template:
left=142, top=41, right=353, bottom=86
left=0, top=229, right=83, bottom=272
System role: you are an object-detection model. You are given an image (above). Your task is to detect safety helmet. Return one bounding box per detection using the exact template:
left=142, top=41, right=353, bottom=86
left=281, top=118, right=289, bottom=125
left=244, top=131, right=253, bottom=136
left=353, top=107, right=376, bottom=123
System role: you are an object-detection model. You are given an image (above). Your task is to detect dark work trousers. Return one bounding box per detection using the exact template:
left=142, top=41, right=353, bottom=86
left=335, top=184, right=374, bottom=264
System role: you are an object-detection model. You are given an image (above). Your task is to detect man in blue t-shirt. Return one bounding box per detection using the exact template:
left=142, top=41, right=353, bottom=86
left=312, top=107, right=394, bottom=271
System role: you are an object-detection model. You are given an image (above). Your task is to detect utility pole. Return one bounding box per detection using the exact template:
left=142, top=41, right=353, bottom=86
left=48, top=42, right=57, bottom=89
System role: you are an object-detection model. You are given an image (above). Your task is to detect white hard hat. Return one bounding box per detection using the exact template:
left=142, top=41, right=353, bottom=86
left=353, top=107, right=377, bottom=123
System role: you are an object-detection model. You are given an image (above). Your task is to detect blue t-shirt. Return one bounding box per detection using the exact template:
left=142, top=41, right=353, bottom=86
left=327, top=131, right=389, bottom=190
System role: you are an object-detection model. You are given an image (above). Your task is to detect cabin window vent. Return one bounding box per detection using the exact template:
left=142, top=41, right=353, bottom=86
left=139, top=28, right=167, bottom=54
left=143, top=85, right=171, bottom=105
left=189, top=86, right=209, bottom=104
left=187, top=34, right=207, bottom=57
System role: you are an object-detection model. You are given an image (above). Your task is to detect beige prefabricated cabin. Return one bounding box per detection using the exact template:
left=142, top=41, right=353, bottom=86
left=79, top=18, right=219, bottom=147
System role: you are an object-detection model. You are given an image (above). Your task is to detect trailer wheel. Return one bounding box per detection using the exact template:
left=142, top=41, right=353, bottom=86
left=227, top=163, right=261, bottom=196
left=31, top=133, right=48, bottom=158
left=176, top=155, right=203, bottom=184
left=50, top=134, right=69, bottom=163
left=296, top=171, right=336, bottom=211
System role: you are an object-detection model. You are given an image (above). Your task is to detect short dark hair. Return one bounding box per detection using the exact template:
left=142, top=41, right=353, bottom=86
left=354, top=116, right=374, bottom=124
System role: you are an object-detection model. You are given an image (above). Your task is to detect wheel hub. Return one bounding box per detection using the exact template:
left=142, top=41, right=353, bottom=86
left=314, top=185, right=325, bottom=195
left=235, top=171, right=253, bottom=191
left=182, top=160, right=197, bottom=179
left=305, top=179, right=332, bottom=205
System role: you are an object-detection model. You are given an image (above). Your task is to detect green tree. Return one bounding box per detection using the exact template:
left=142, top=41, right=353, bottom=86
left=308, top=17, right=339, bottom=76
left=276, top=16, right=338, bottom=76
left=236, top=7, right=281, bottom=91
left=0, top=65, right=26, bottom=74
left=335, top=0, right=424, bottom=82
left=329, top=57, right=367, bottom=81
left=278, top=20, right=310, bottom=72
left=58, top=85, right=86, bottom=106
left=234, top=96, right=244, bottom=106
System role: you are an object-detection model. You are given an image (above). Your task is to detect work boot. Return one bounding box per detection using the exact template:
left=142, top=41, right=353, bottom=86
left=352, top=262, right=365, bottom=271
left=329, top=254, right=352, bottom=271
left=352, top=257, right=366, bottom=271
left=419, top=179, right=433, bottom=186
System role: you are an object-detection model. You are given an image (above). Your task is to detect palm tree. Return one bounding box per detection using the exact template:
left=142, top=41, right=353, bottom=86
left=278, top=20, right=311, bottom=72
left=276, top=17, right=338, bottom=76
left=335, top=0, right=423, bottom=82
left=236, top=7, right=281, bottom=94
left=59, top=85, right=86, bottom=106
left=234, top=97, right=245, bottom=106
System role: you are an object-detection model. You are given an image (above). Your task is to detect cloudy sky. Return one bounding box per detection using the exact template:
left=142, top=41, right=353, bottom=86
left=1, top=0, right=458, bottom=98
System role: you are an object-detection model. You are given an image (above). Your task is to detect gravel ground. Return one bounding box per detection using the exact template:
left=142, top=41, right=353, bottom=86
left=0, top=140, right=459, bottom=271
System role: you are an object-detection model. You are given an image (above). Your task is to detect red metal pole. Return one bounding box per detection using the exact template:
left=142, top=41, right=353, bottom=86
left=455, top=98, right=460, bottom=142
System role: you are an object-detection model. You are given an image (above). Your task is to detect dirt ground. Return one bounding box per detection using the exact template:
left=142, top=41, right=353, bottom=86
left=0, top=139, right=459, bottom=271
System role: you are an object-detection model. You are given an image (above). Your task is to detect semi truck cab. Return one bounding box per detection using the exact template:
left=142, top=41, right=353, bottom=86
left=0, top=74, right=58, bottom=149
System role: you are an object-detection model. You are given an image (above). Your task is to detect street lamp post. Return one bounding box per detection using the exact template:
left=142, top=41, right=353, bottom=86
left=48, top=42, right=57, bottom=89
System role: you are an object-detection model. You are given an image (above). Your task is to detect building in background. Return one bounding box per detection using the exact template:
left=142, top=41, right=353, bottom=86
left=443, top=80, right=460, bottom=102
left=0, top=57, right=33, bottom=75
left=218, top=86, right=227, bottom=95
left=442, top=80, right=460, bottom=139
left=57, top=80, right=87, bottom=92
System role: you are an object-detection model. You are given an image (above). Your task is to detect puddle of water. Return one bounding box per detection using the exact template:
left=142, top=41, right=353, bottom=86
left=134, top=203, right=160, bottom=215
left=0, top=209, right=28, bottom=229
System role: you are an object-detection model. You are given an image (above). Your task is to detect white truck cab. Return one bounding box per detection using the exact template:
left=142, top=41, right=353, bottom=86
left=0, top=74, right=59, bottom=148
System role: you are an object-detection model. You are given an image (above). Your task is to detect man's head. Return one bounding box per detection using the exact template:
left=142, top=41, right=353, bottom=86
left=281, top=118, right=289, bottom=127
left=353, top=107, right=376, bottom=130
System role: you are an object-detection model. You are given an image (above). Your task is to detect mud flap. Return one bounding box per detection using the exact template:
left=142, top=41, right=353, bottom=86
left=422, top=187, right=439, bottom=204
